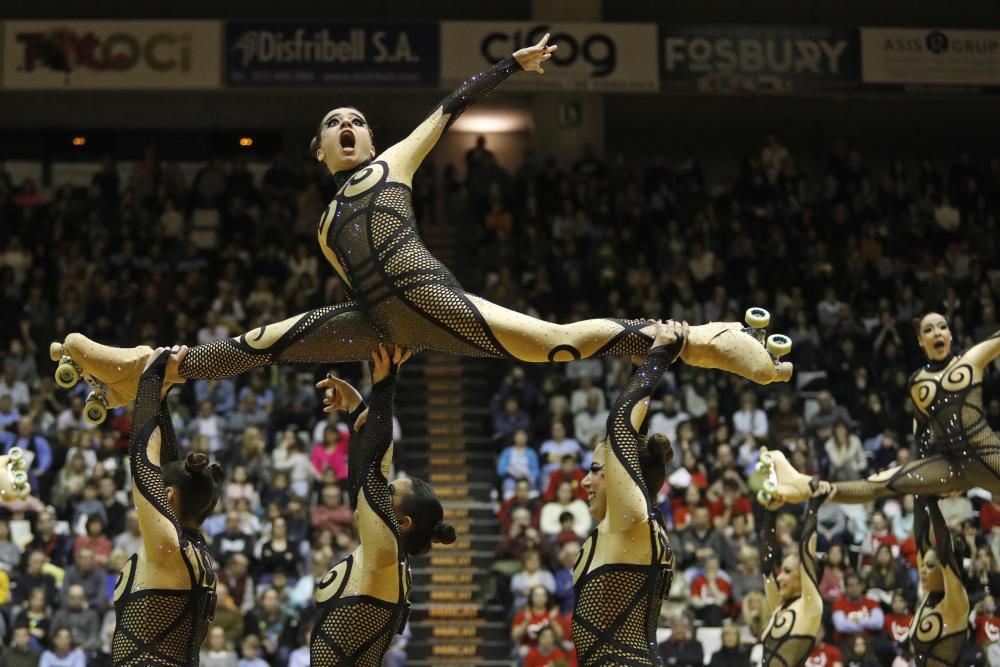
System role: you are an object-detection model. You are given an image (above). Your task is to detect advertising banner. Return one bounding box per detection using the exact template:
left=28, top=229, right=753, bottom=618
left=2, top=20, right=220, bottom=89
left=225, top=21, right=438, bottom=87
left=441, top=22, right=658, bottom=92
left=861, top=27, right=1000, bottom=91
left=659, top=25, right=859, bottom=94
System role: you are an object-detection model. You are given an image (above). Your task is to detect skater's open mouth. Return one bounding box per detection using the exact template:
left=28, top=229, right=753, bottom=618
left=339, top=129, right=356, bottom=149
left=934, top=340, right=946, bottom=351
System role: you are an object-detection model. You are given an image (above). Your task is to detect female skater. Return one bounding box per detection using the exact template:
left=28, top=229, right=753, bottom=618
left=310, top=345, right=456, bottom=666
left=112, top=346, right=224, bottom=666
left=51, top=37, right=791, bottom=423
left=757, top=311, right=1000, bottom=506
left=909, top=495, right=969, bottom=665
left=572, top=320, right=680, bottom=666
left=758, top=491, right=829, bottom=666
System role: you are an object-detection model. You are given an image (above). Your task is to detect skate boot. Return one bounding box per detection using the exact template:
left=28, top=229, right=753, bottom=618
left=680, top=307, right=793, bottom=385
left=0, top=447, right=31, bottom=501
left=50, top=333, right=154, bottom=425
left=754, top=447, right=813, bottom=510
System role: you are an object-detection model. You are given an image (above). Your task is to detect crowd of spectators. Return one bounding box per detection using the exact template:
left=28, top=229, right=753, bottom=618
left=0, top=130, right=999, bottom=666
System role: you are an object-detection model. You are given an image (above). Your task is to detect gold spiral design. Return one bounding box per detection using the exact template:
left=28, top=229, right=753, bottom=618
left=941, top=363, right=973, bottom=392
left=342, top=161, right=386, bottom=198
left=769, top=606, right=797, bottom=639
left=911, top=379, right=937, bottom=413
left=915, top=610, right=944, bottom=642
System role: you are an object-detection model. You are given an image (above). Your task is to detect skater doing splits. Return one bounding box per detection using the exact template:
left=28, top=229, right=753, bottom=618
left=909, top=495, right=969, bottom=666
left=310, top=345, right=456, bottom=667
left=51, top=39, right=792, bottom=423
left=112, top=346, right=224, bottom=666
left=758, top=491, right=830, bottom=667
left=572, top=320, right=681, bottom=667
left=757, top=311, right=1000, bottom=507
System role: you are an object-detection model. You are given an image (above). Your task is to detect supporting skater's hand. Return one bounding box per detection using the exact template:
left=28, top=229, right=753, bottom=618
left=371, top=344, right=412, bottom=384
left=316, top=374, right=363, bottom=415
left=514, top=33, right=557, bottom=74
left=144, top=345, right=187, bottom=397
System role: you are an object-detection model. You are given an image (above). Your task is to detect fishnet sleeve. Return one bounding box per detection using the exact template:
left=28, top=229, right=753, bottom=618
left=437, top=56, right=520, bottom=131
left=799, top=495, right=823, bottom=589
left=129, top=354, right=182, bottom=544
left=605, top=342, right=681, bottom=529
left=349, top=372, right=398, bottom=537
left=156, top=401, right=180, bottom=466
left=914, top=495, right=932, bottom=555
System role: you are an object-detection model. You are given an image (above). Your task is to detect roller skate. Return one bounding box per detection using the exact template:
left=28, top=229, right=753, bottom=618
left=0, top=447, right=31, bottom=501
left=680, top=307, right=793, bottom=385
left=50, top=333, right=155, bottom=425
left=754, top=447, right=813, bottom=510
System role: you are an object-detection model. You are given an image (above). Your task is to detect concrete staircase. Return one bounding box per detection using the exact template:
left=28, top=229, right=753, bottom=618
left=398, top=221, right=513, bottom=666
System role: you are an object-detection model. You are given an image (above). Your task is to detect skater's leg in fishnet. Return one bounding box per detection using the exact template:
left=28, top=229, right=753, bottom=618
left=179, top=302, right=389, bottom=380
left=832, top=455, right=970, bottom=504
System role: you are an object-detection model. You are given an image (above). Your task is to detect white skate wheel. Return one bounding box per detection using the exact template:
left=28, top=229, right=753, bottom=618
left=767, top=334, right=792, bottom=357
left=745, top=307, right=770, bottom=329
left=763, top=479, right=777, bottom=493
left=8, top=448, right=23, bottom=465
left=759, top=450, right=773, bottom=466
left=757, top=490, right=773, bottom=505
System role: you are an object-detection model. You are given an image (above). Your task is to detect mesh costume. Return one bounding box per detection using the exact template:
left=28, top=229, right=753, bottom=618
left=113, top=356, right=218, bottom=666
left=909, top=497, right=968, bottom=666
left=179, top=56, right=652, bottom=381
left=832, top=352, right=1000, bottom=502
left=759, top=496, right=824, bottom=667
left=572, top=344, right=678, bottom=667
left=311, top=371, right=411, bottom=667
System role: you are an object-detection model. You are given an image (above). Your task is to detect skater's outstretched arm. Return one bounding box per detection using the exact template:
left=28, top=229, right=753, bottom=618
left=604, top=321, right=685, bottom=534
left=381, top=34, right=555, bottom=182
left=965, top=328, right=1000, bottom=371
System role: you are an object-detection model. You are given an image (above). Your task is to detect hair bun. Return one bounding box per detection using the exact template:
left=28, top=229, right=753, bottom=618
left=648, top=433, right=673, bottom=466
left=185, top=452, right=209, bottom=473
left=207, top=463, right=225, bottom=485
left=432, top=521, right=457, bottom=545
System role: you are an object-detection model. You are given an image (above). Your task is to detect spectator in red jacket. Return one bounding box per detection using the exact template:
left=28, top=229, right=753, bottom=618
left=707, top=473, right=754, bottom=533
left=831, top=574, right=883, bottom=645
left=807, top=626, right=844, bottom=667
left=542, top=455, right=587, bottom=503
left=981, top=495, right=1000, bottom=534
left=523, top=626, right=569, bottom=667
left=973, top=595, right=1000, bottom=645
left=690, top=557, right=731, bottom=626
left=876, top=590, right=912, bottom=664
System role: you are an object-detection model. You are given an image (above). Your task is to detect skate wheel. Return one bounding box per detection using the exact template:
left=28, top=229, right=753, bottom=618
left=767, top=334, right=792, bottom=358
left=759, top=450, right=773, bottom=466
left=11, top=471, right=27, bottom=487
left=763, top=479, right=777, bottom=493
left=7, top=447, right=23, bottom=466
left=55, top=362, right=80, bottom=388
left=757, top=490, right=773, bottom=505
left=84, top=399, right=107, bottom=425
left=755, top=460, right=769, bottom=474
left=745, top=307, right=770, bottom=329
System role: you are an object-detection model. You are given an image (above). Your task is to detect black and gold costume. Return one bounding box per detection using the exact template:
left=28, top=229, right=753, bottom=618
left=759, top=496, right=824, bottom=667
left=112, top=355, right=218, bottom=666
left=311, top=370, right=410, bottom=667
left=179, top=56, right=652, bottom=381
left=909, top=496, right=968, bottom=666
left=572, top=343, right=678, bottom=667
left=832, top=343, right=1000, bottom=502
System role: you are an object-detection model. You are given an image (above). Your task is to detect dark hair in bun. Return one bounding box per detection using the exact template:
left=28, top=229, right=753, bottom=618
left=637, top=433, right=673, bottom=497
left=399, top=477, right=452, bottom=556
left=163, top=453, right=224, bottom=524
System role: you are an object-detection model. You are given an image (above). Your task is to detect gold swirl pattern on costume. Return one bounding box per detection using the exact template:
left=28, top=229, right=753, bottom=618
left=941, top=363, right=973, bottom=393
left=342, top=161, right=387, bottom=198
left=769, top=606, right=797, bottom=639
left=912, top=379, right=938, bottom=415
left=915, top=610, right=944, bottom=643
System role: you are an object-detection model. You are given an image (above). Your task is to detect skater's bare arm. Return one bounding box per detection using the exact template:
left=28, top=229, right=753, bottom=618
left=605, top=321, right=685, bottom=534
left=381, top=35, right=554, bottom=183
